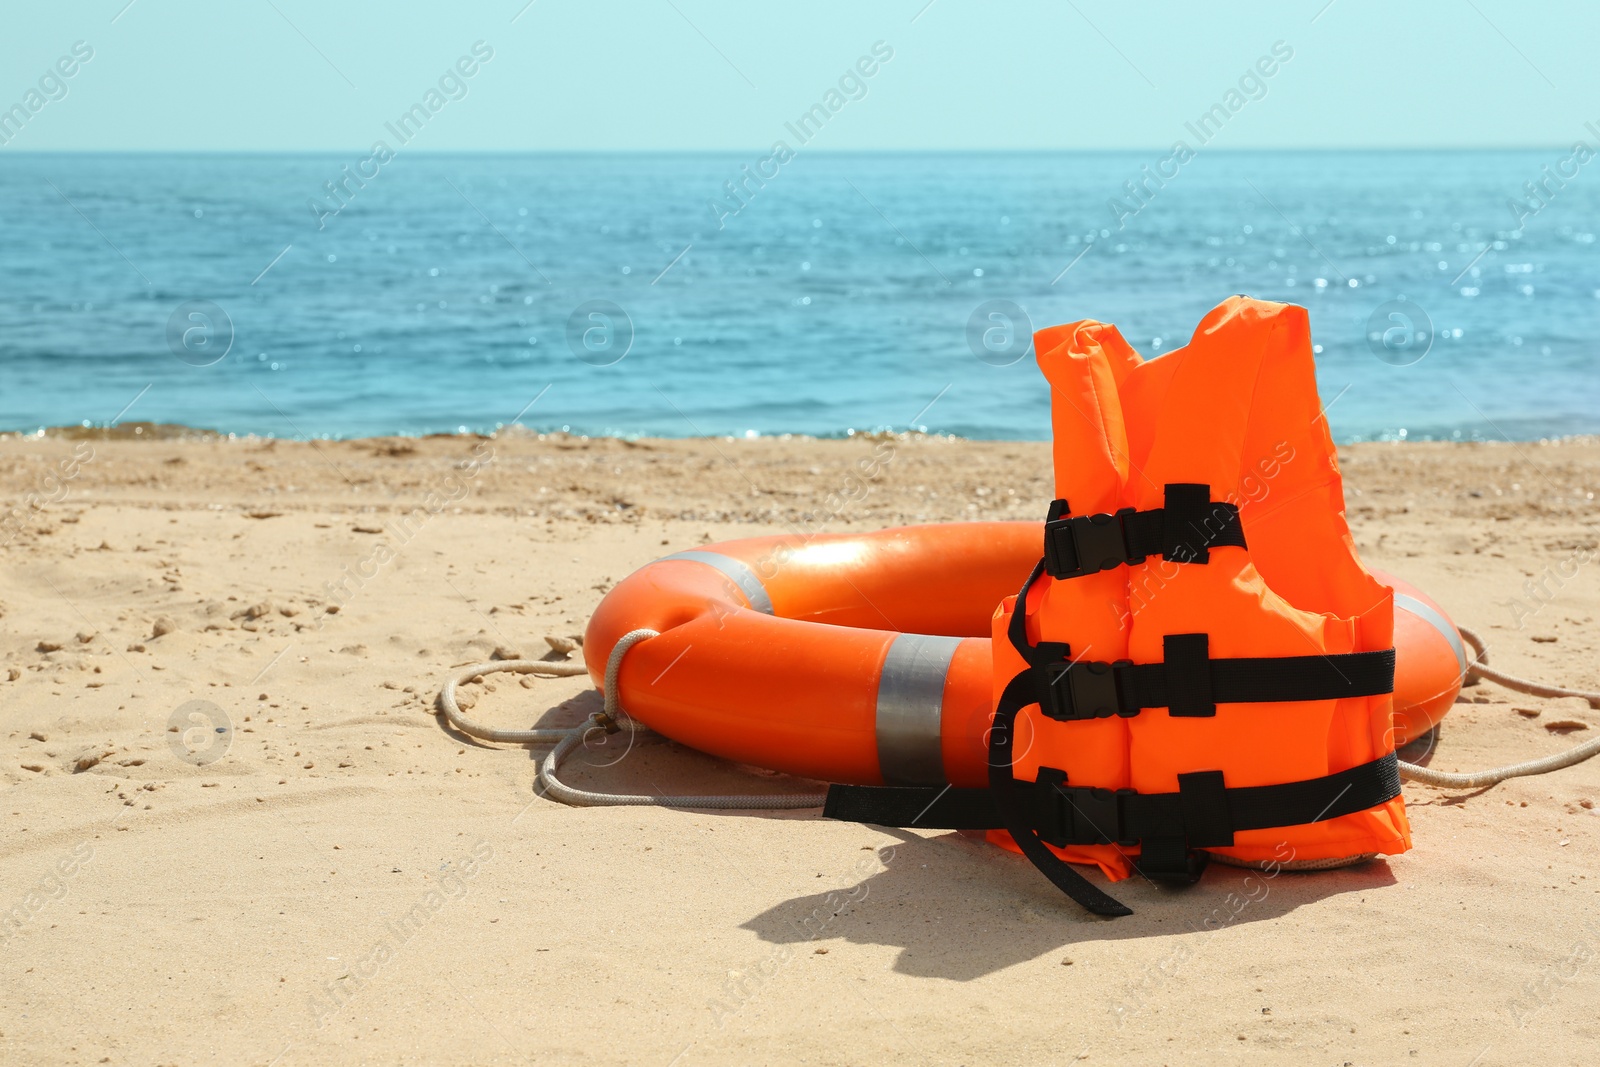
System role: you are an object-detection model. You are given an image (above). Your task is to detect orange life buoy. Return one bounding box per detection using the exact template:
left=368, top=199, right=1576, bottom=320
left=1385, top=573, right=1468, bottom=746
left=583, top=522, right=1462, bottom=786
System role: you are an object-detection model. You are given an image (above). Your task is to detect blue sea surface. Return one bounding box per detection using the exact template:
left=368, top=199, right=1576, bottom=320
left=0, top=151, right=1595, bottom=441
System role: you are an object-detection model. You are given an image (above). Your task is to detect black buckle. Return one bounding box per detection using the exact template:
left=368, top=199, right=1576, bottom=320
left=1034, top=769, right=1137, bottom=847
left=1043, top=508, right=1143, bottom=579
left=1041, top=658, right=1134, bottom=721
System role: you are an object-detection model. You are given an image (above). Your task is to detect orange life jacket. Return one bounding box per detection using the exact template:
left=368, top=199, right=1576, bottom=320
left=987, top=296, right=1409, bottom=913
left=826, top=296, right=1409, bottom=916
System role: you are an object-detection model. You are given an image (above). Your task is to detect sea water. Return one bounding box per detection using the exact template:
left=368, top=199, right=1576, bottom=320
left=1, top=150, right=1595, bottom=441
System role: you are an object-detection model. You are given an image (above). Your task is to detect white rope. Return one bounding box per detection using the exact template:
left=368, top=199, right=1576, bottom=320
left=1398, top=624, right=1600, bottom=788
left=1454, top=624, right=1600, bottom=707
left=438, top=628, right=824, bottom=809
left=439, top=659, right=588, bottom=744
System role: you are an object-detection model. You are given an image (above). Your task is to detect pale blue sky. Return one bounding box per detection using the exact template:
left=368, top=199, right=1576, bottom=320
left=2, top=0, right=1596, bottom=151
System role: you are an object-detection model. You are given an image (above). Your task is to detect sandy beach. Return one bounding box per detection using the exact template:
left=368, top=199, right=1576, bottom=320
left=2, top=428, right=1598, bottom=1066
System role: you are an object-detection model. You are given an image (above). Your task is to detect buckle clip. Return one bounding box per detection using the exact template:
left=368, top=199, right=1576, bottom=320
left=1042, top=658, right=1133, bottom=721
left=1063, top=785, right=1122, bottom=845
left=1043, top=508, right=1142, bottom=579
left=1034, top=770, right=1136, bottom=846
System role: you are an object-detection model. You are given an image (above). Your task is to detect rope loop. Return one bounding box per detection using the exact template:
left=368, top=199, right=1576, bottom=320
left=1398, top=624, right=1600, bottom=788
left=437, top=628, right=824, bottom=810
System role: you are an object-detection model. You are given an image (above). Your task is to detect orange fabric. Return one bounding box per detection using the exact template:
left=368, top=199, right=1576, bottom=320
left=992, top=297, right=1410, bottom=868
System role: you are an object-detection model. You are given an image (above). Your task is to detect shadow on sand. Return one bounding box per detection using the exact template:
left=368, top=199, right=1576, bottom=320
left=739, top=828, right=1397, bottom=980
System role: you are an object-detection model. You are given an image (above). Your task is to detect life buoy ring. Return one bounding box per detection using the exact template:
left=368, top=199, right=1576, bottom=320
left=583, top=522, right=1463, bottom=788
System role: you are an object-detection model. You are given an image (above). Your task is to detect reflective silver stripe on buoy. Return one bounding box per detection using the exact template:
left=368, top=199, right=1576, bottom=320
left=875, top=634, right=963, bottom=787
left=1395, top=592, right=1468, bottom=674
left=656, top=551, right=775, bottom=615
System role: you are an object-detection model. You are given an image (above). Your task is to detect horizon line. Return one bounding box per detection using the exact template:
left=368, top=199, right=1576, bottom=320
left=0, top=145, right=1583, bottom=155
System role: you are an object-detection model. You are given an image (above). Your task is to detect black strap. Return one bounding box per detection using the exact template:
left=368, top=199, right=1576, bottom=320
left=1044, top=483, right=1245, bottom=579
left=1025, top=638, right=1398, bottom=722
left=986, top=665, right=1135, bottom=916
left=939, top=556, right=1129, bottom=915
left=824, top=751, right=1403, bottom=855
left=1006, top=554, right=1395, bottom=721
left=1006, top=558, right=1062, bottom=668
